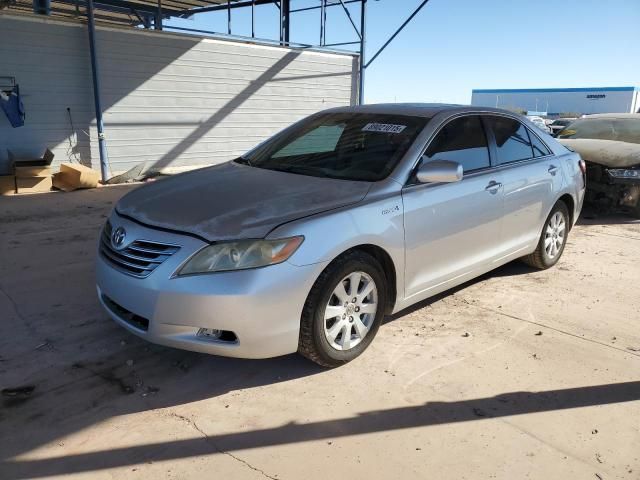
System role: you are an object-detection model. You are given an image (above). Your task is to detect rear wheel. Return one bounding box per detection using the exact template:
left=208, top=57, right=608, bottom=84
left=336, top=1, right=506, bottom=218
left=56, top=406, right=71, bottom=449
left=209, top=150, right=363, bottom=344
left=298, top=251, right=387, bottom=367
left=522, top=201, right=570, bottom=269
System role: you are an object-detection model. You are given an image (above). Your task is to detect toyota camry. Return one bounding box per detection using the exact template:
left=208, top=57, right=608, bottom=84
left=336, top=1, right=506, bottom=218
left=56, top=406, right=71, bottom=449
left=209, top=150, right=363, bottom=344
left=97, top=104, right=585, bottom=367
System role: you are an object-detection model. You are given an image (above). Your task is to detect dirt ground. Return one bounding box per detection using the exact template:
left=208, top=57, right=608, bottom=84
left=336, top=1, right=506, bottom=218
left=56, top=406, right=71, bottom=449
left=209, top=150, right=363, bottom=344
left=1, top=185, right=639, bottom=480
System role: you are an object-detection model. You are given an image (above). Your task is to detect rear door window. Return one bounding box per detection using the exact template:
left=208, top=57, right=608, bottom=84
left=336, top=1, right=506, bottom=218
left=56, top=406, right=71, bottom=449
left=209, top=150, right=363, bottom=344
left=487, top=116, right=534, bottom=164
left=424, top=115, right=491, bottom=172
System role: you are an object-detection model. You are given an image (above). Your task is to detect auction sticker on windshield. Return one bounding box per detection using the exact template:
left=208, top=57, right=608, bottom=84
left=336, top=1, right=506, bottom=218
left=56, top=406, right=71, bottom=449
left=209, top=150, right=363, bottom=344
left=362, top=123, right=407, bottom=134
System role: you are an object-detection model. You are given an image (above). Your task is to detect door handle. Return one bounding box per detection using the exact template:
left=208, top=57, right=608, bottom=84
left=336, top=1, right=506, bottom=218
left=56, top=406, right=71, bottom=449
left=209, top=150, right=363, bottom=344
left=485, top=181, right=502, bottom=194
left=548, top=165, right=559, bottom=176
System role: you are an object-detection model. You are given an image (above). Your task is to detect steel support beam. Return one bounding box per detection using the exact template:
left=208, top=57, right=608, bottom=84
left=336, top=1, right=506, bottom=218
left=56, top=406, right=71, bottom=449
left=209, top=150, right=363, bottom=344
left=182, top=0, right=274, bottom=15
left=33, top=0, right=51, bottom=15
left=337, top=0, right=361, bottom=39
left=291, top=0, right=359, bottom=13
left=358, top=0, right=366, bottom=105
left=251, top=0, right=255, bottom=37
left=319, top=0, right=325, bottom=46
left=155, top=0, right=162, bottom=29
left=365, top=0, right=431, bottom=69
left=86, top=0, right=110, bottom=182
left=281, top=0, right=290, bottom=45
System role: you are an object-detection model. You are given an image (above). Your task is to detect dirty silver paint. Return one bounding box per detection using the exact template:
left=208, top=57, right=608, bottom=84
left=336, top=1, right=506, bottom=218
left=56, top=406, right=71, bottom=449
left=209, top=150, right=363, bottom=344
left=116, top=161, right=372, bottom=241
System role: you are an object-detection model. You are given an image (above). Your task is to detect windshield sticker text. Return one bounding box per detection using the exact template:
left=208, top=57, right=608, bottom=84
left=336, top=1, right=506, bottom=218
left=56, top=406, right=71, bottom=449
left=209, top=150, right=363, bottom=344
left=362, top=123, right=407, bottom=134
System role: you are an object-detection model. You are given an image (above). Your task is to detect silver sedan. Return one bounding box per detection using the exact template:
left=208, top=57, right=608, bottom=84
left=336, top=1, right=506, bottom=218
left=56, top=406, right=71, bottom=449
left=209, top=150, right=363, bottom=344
left=96, top=104, right=585, bottom=367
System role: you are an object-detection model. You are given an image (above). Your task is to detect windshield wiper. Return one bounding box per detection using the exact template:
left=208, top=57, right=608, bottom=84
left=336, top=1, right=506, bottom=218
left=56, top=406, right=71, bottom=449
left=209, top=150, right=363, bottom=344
left=235, top=156, right=253, bottom=167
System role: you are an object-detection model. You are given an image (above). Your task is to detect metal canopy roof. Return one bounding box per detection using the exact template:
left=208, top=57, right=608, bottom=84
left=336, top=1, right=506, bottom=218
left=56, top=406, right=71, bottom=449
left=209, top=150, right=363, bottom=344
left=2, top=0, right=245, bottom=26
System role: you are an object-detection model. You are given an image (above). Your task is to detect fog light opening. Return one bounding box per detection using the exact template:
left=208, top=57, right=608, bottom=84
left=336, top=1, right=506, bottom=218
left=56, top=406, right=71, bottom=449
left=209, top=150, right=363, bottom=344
left=196, top=328, right=238, bottom=343
left=197, top=328, right=222, bottom=339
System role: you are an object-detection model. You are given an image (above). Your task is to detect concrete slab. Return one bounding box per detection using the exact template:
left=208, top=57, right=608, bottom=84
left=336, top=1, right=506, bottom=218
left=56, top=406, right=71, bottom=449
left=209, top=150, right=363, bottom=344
left=1, top=187, right=639, bottom=480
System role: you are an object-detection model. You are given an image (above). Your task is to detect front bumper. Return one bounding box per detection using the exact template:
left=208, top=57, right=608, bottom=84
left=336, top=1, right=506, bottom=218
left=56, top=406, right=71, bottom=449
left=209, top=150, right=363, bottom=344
left=96, top=214, right=327, bottom=359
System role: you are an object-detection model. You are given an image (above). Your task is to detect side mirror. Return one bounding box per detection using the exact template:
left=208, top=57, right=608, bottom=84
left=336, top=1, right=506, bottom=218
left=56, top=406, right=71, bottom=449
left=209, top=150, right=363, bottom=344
left=416, top=159, right=463, bottom=184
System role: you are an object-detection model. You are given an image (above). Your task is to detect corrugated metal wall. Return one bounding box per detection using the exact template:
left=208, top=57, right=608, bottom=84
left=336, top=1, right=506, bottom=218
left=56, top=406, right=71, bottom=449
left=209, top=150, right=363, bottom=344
left=0, top=14, right=358, bottom=174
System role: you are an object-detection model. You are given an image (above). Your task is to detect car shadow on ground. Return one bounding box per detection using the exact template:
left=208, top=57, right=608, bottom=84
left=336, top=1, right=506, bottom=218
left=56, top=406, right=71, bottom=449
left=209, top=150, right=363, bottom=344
left=4, top=378, right=640, bottom=479
left=0, top=254, right=544, bottom=478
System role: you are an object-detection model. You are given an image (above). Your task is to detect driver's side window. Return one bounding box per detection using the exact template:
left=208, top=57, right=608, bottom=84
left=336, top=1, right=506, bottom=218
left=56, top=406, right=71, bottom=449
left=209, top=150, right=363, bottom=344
left=425, top=115, right=490, bottom=172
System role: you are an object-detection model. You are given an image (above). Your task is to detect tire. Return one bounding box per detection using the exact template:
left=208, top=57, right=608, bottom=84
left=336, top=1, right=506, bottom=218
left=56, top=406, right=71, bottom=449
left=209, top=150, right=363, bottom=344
left=298, top=250, right=387, bottom=368
left=521, top=201, right=570, bottom=269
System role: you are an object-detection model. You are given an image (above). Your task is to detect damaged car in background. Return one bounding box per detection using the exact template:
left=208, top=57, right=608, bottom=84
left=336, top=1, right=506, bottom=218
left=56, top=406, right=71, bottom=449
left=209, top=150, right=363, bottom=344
left=558, top=114, right=640, bottom=217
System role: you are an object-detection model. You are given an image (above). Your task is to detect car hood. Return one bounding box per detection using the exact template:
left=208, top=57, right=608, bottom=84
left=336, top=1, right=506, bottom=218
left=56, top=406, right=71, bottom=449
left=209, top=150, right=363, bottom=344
left=116, top=161, right=371, bottom=242
left=559, top=139, right=640, bottom=168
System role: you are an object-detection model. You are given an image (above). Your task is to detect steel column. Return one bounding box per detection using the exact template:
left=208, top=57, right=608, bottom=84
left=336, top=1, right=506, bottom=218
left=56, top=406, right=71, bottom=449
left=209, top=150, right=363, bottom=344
left=319, top=0, right=325, bottom=46
left=155, top=0, right=162, bottom=29
left=251, top=0, right=255, bottom=37
left=227, top=0, right=231, bottom=34
left=322, top=0, right=327, bottom=45
left=358, top=0, right=366, bottom=105
left=33, top=0, right=51, bottom=15
left=282, top=0, right=290, bottom=45
left=86, top=0, right=110, bottom=182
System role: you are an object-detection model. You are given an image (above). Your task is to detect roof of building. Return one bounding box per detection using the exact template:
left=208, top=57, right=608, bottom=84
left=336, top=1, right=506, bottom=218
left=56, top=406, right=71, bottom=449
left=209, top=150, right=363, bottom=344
left=473, top=87, right=638, bottom=94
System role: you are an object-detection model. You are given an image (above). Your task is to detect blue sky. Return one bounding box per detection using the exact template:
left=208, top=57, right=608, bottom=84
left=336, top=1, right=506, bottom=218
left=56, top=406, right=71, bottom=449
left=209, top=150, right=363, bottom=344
left=166, top=0, right=640, bottom=104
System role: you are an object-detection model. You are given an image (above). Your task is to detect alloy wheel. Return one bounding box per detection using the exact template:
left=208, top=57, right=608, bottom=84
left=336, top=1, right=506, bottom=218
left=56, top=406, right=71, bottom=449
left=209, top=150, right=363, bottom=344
left=323, top=271, right=378, bottom=351
left=544, top=211, right=566, bottom=259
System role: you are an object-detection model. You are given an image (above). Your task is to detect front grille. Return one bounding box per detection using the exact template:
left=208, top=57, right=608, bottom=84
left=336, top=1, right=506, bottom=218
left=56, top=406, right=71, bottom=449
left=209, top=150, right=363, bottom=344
left=100, top=221, right=180, bottom=278
left=102, top=294, right=149, bottom=331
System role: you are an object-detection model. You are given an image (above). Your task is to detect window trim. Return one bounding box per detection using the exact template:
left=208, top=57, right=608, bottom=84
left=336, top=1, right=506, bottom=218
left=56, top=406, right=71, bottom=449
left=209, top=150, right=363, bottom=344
left=526, top=126, right=553, bottom=158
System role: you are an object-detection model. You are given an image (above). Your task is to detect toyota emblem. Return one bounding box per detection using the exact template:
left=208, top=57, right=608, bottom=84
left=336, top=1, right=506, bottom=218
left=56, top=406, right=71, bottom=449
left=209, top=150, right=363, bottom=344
left=111, top=226, right=126, bottom=249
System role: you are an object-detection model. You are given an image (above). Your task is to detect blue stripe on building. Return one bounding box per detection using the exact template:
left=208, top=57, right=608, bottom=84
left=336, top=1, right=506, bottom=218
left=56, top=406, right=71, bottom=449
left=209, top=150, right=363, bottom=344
left=472, top=87, right=637, bottom=94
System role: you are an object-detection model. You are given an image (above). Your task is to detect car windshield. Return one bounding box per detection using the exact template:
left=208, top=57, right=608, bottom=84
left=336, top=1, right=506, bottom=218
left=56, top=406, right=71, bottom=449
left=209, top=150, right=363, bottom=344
left=238, top=113, right=428, bottom=181
left=557, top=117, right=640, bottom=144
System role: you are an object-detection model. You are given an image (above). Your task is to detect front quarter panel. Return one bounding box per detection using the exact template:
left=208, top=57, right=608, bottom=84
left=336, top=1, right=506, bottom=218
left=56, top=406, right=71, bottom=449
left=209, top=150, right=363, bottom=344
left=268, top=185, right=406, bottom=309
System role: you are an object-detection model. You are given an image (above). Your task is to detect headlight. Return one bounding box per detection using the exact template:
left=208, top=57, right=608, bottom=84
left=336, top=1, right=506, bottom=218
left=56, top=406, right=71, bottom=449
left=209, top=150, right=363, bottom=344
left=176, top=236, right=304, bottom=276
left=608, top=169, right=640, bottom=179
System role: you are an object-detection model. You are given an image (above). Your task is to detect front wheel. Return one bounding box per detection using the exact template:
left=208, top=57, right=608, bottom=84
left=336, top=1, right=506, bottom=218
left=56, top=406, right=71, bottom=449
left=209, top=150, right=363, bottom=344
left=298, top=251, right=387, bottom=368
left=521, top=201, right=570, bottom=269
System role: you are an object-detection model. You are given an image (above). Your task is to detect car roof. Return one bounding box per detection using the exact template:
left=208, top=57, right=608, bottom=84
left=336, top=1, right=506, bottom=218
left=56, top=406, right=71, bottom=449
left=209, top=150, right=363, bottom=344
left=322, top=103, right=522, bottom=119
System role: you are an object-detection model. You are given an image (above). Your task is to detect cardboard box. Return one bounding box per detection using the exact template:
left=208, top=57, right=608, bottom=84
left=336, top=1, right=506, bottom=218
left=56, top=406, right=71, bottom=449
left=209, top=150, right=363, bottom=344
left=16, top=176, right=52, bottom=194
left=53, top=163, right=100, bottom=192
left=0, top=175, right=16, bottom=195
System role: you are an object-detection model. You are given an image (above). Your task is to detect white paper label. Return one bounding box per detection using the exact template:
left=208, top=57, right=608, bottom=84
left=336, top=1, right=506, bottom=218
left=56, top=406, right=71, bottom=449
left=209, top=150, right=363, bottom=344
left=362, top=123, right=407, bottom=134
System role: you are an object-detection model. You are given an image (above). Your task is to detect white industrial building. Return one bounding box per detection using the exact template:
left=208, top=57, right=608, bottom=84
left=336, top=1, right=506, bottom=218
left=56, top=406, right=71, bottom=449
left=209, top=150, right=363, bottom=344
left=471, top=87, right=640, bottom=117
left=0, top=14, right=358, bottom=176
